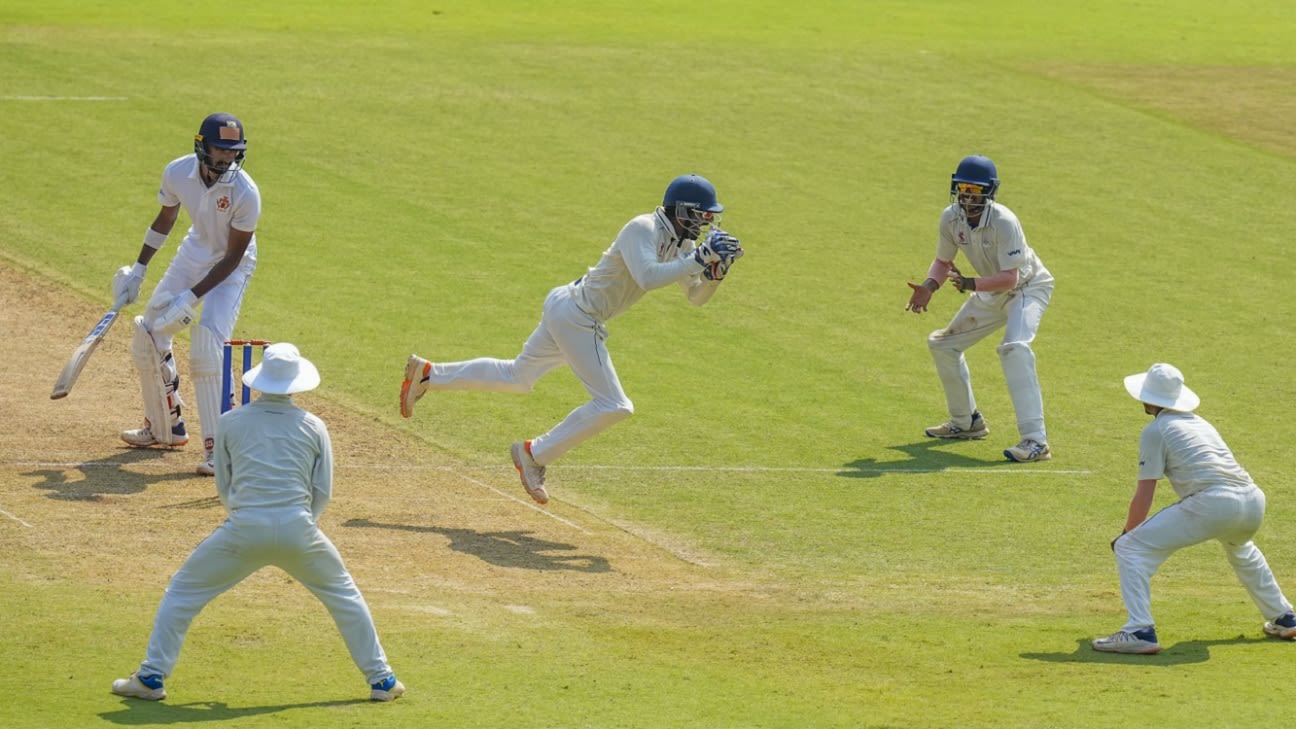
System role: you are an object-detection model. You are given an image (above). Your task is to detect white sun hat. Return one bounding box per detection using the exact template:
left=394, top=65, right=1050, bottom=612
left=242, top=342, right=320, bottom=395
left=1123, top=362, right=1199, bottom=412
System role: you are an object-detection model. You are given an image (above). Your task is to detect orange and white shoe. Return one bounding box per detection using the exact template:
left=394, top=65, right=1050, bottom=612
left=400, top=355, right=432, bottom=419
left=510, top=440, right=549, bottom=505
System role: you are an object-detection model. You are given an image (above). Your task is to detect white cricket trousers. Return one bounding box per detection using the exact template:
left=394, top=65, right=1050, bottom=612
left=1114, top=485, right=1293, bottom=631
left=927, top=276, right=1053, bottom=441
left=138, top=508, right=393, bottom=685
left=422, top=285, right=633, bottom=465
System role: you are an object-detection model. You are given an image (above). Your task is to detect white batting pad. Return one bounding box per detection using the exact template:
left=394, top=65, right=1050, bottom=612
left=190, top=325, right=224, bottom=456
left=130, top=317, right=173, bottom=444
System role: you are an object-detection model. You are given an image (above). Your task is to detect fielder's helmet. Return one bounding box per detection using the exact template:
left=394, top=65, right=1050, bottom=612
left=949, top=155, right=999, bottom=198
left=663, top=174, right=723, bottom=239
left=194, top=112, right=247, bottom=181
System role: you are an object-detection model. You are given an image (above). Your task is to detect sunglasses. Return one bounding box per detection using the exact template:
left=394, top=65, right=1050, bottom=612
left=955, top=182, right=988, bottom=195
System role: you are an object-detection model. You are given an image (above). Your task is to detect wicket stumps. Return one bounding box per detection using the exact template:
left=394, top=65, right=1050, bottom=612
left=221, top=339, right=271, bottom=413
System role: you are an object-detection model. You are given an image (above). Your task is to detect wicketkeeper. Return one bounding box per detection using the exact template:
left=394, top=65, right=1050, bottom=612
left=401, top=174, right=744, bottom=505
left=112, top=113, right=261, bottom=476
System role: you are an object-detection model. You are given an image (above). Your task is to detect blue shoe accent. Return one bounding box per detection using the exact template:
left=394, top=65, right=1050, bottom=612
left=371, top=675, right=397, bottom=692
left=1131, top=627, right=1158, bottom=643
left=1276, top=612, right=1296, bottom=629
left=137, top=673, right=164, bottom=690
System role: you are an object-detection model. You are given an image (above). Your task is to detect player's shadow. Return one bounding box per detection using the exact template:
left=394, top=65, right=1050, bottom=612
left=1020, top=635, right=1264, bottom=666
left=344, top=518, right=611, bottom=573
left=25, top=448, right=200, bottom=501
left=838, top=439, right=1009, bottom=479
left=100, top=698, right=367, bottom=724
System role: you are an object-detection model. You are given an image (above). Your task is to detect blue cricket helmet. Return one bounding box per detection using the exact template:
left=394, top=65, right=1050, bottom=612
left=662, top=174, right=723, bottom=239
left=194, top=113, right=247, bottom=182
left=950, top=155, right=999, bottom=198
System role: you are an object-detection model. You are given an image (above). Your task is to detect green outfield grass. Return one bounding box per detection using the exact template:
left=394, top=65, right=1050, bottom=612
left=3, top=1, right=1295, bottom=727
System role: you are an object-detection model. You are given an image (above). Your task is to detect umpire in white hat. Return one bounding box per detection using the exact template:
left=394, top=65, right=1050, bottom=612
left=112, top=343, right=405, bottom=701
left=1092, top=363, right=1296, bottom=654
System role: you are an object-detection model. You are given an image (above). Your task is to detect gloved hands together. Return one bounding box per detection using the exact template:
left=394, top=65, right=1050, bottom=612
left=111, top=263, right=148, bottom=305
left=692, top=228, right=743, bottom=281
left=154, top=290, right=199, bottom=336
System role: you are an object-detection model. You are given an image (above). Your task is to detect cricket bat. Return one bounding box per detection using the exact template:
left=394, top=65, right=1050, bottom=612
left=50, top=294, right=129, bottom=400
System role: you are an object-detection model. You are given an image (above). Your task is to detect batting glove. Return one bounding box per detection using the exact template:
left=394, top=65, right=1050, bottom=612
left=112, top=263, right=148, bottom=305
left=154, top=290, right=199, bottom=335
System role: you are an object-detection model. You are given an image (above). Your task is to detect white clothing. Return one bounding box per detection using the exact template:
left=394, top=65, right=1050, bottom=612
left=927, top=200, right=1054, bottom=441
left=135, top=394, right=394, bottom=685
left=1114, top=412, right=1292, bottom=631
left=423, top=208, right=719, bottom=465
left=133, top=155, right=261, bottom=452
left=1136, top=411, right=1256, bottom=499
left=157, top=154, right=261, bottom=267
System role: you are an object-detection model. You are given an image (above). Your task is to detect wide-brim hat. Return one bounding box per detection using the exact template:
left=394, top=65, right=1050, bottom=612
left=1123, top=362, right=1199, bottom=412
left=242, top=343, right=320, bottom=395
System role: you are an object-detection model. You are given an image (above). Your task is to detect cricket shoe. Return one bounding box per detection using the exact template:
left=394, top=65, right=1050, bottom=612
left=1004, top=438, right=1051, bottom=462
left=1263, top=611, right=1296, bottom=640
left=1092, top=627, right=1160, bottom=654
left=111, top=672, right=166, bottom=701
left=121, top=420, right=189, bottom=448
left=370, top=675, right=405, bottom=702
left=510, top=440, right=549, bottom=505
left=196, top=451, right=215, bottom=477
left=924, top=411, right=989, bottom=440
left=400, top=354, right=432, bottom=419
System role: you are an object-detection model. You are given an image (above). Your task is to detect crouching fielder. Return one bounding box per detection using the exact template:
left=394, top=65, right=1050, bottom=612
left=400, top=174, right=744, bottom=505
left=113, top=112, right=260, bottom=476
left=111, top=343, right=405, bottom=702
left=1093, top=363, right=1296, bottom=654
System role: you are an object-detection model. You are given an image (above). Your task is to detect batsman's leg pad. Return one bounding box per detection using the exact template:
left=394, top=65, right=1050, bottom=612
left=190, top=325, right=225, bottom=457
left=131, top=317, right=173, bottom=444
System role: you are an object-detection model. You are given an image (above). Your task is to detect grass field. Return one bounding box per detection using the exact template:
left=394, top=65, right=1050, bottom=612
left=3, top=2, right=1296, bottom=727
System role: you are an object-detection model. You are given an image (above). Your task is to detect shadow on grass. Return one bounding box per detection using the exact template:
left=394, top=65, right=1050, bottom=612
left=25, top=448, right=202, bottom=500
left=838, top=438, right=1009, bottom=479
left=100, top=698, right=368, bottom=724
left=343, top=518, right=612, bottom=573
left=1021, top=635, right=1265, bottom=666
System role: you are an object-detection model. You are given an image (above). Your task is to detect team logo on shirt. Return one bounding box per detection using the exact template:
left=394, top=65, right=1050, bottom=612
left=216, top=195, right=231, bottom=212
left=957, top=231, right=966, bottom=244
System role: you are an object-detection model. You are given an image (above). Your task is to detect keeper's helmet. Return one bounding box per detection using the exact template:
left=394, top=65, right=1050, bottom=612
left=662, top=174, right=724, bottom=240
left=950, top=155, right=998, bottom=220
left=193, top=112, right=247, bottom=183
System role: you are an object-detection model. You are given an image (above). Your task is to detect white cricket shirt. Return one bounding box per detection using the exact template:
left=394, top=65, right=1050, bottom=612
left=1137, top=411, right=1256, bottom=499
left=572, top=208, right=707, bottom=322
left=936, top=201, right=1046, bottom=293
left=213, top=394, right=333, bottom=521
left=158, top=154, right=261, bottom=266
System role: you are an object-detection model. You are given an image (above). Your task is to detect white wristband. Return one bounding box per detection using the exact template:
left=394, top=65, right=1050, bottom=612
left=143, top=228, right=168, bottom=249
left=131, top=262, right=147, bottom=277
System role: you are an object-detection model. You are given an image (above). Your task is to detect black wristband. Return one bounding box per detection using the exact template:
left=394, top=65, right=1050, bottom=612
left=922, top=278, right=939, bottom=292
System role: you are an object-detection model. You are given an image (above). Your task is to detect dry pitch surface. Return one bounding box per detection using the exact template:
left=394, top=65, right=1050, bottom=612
left=0, top=261, right=730, bottom=657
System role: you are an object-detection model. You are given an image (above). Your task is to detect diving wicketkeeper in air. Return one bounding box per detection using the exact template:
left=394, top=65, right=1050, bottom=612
left=401, top=174, right=743, bottom=506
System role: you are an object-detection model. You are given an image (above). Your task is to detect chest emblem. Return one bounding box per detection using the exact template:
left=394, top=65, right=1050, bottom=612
left=216, top=195, right=231, bottom=213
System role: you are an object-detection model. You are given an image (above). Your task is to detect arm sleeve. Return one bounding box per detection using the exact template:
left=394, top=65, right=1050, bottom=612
left=935, top=209, right=959, bottom=262
left=157, top=163, right=180, bottom=207
left=213, top=414, right=232, bottom=510
left=995, top=215, right=1028, bottom=272
left=231, top=187, right=261, bottom=233
left=620, top=226, right=705, bottom=290
left=309, top=418, right=333, bottom=521
left=680, top=273, right=721, bottom=306
left=1136, top=423, right=1167, bottom=481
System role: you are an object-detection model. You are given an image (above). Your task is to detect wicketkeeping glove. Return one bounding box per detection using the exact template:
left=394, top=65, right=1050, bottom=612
left=112, top=263, right=148, bottom=305
left=694, top=228, right=743, bottom=280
